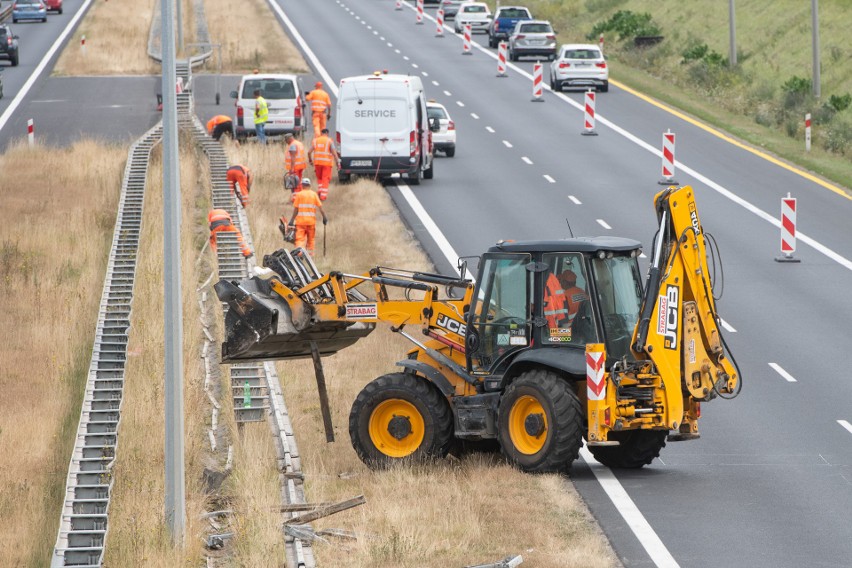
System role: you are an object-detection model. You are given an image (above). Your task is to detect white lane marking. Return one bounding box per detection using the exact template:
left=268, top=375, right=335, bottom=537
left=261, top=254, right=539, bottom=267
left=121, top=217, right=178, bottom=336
left=580, top=446, right=680, bottom=568
left=597, top=219, right=612, bottom=230
left=432, top=80, right=440, bottom=86
left=373, top=30, right=379, bottom=35
left=380, top=36, right=385, bottom=40
left=838, top=420, right=852, bottom=435
left=486, top=126, right=495, bottom=133
left=719, top=318, right=737, bottom=333
left=280, top=5, right=679, bottom=566
left=387, top=42, right=393, bottom=47
left=521, top=156, right=533, bottom=165
left=769, top=363, right=797, bottom=383
left=640, top=252, right=648, bottom=258
left=396, top=49, right=401, bottom=54
left=443, top=90, right=452, bottom=96
left=471, top=113, right=479, bottom=119
left=544, top=174, right=556, bottom=183
left=403, top=54, right=409, bottom=60
left=0, top=0, right=95, bottom=136
left=456, top=101, right=465, bottom=107
left=422, top=71, right=429, bottom=76
left=412, top=63, right=419, bottom=68
left=367, top=25, right=371, bottom=29
left=502, top=140, right=513, bottom=148
left=568, top=195, right=581, bottom=204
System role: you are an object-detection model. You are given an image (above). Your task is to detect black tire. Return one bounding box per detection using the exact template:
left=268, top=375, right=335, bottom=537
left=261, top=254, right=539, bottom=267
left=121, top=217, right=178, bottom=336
left=601, top=81, right=609, bottom=93
left=13, top=19, right=17, bottom=23
left=423, top=160, right=434, bottom=180
left=337, top=172, right=351, bottom=184
left=498, top=370, right=583, bottom=473
left=509, top=49, right=516, bottom=62
left=488, top=36, right=496, bottom=48
left=58, top=8, right=63, bottom=14
left=550, top=73, right=557, bottom=91
left=349, top=373, right=454, bottom=468
left=588, top=430, right=667, bottom=469
left=11, top=53, right=19, bottom=67
left=408, top=164, right=421, bottom=186
left=445, top=146, right=455, bottom=158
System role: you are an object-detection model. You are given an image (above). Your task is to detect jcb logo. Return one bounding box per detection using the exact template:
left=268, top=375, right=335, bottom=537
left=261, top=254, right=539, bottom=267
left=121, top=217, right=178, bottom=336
left=689, top=202, right=701, bottom=236
left=436, top=314, right=467, bottom=337
left=660, top=285, right=679, bottom=350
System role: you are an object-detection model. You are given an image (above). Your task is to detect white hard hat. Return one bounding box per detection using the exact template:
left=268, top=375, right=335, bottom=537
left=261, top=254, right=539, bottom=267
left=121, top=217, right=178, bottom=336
left=302, top=178, right=311, bottom=187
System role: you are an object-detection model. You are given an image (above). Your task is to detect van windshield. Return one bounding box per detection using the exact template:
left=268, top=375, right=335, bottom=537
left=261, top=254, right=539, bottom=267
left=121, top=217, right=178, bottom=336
left=343, top=97, right=408, bottom=133
left=241, top=79, right=296, bottom=100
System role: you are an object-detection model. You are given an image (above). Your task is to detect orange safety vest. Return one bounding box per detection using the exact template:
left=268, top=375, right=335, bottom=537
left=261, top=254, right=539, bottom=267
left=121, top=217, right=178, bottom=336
left=293, top=189, right=322, bottom=226
left=285, top=140, right=307, bottom=171
left=543, top=274, right=569, bottom=328
left=207, top=115, right=231, bottom=134
left=306, top=88, right=331, bottom=115
left=311, top=135, right=334, bottom=167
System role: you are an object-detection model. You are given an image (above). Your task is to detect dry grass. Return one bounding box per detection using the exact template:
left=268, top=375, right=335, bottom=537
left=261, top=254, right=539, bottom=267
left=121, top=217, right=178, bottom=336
left=219, top=140, right=619, bottom=567
left=0, top=140, right=126, bottom=567
left=102, top=138, right=210, bottom=566
left=202, top=0, right=309, bottom=74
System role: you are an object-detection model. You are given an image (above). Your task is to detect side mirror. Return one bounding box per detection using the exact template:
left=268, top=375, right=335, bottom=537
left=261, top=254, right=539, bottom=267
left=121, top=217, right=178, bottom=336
left=229, top=90, right=238, bottom=99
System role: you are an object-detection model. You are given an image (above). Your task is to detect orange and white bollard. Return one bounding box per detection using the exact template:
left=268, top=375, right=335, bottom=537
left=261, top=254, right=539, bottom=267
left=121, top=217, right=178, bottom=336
left=496, top=41, right=508, bottom=77
left=462, top=24, right=472, bottom=55
left=805, top=113, right=812, bottom=152
left=531, top=62, right=544, bottom=101
left=775, top=193, right=801, bottom=263
left=416, top=0, right=423, bottom=24
left=581, top=90, right=598, bottom=136
left=27, top=118, right=34, bottom=147
left=81, top=34, right=86, bottom=55
left=659, top=129, right=678, bottom=185
left=395, top=0, right=402, bottom=10
left=435, top=8, right=444, bottom=37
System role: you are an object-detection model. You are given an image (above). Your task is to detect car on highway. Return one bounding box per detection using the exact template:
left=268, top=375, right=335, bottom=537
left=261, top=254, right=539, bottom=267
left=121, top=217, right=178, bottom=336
left=507, top=20, right=557, bottom=61
left=426, top=100, right=456, bottom=157
left=549, top=44, right=609, bottom=92
left=230, top=73, right=305, bottom=141
left=12, top=0, right=48, bottom=23
left=0, top=25, right=20, bottom=67
left=439, top=0, right=464, bottom=20
left=44, top=0, right=62, bottom=14
left=487, top=5, right=533, bottom=48
left=453, top=2, right=491, bottom=34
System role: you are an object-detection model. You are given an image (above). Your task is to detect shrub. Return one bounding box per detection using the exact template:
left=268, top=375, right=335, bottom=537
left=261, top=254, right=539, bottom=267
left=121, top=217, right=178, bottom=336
left=781, top=76, right=812, bottom=110
left=824, top=114, right=852, bottom=155
left=681, top=43, right=708, bottom=63
left=828, top=93, right=852, bottom=113
left=588, top=10, right=661, bottom=42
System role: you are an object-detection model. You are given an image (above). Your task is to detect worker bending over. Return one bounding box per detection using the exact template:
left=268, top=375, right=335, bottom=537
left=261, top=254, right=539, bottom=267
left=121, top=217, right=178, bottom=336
left=206, top=115, right=233, bottom=141
left=308, top=128, right=340, bottom=201
left=208, top=209, right=252, bottom=258
left=287, top=178, right=328, bottom=257
left=284, top=133, right=307, bottom=194
left=305, top=81, right=331, bottom=137
left=226, top=164, right=252, bottom=207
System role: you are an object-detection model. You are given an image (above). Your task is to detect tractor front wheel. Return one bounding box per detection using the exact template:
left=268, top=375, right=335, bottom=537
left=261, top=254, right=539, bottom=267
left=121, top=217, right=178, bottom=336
left=498, top=370, right=583, bottom=473
left=349, top=373, right=453, bottom=468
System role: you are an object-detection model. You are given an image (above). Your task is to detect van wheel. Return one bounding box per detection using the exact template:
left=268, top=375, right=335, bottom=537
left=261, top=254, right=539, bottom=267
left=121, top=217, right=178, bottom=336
left=424, top=161, right=434, bottom=180
left=408, top=167, right=421, bottom=186
left=338, top=172, right=351, bottom=184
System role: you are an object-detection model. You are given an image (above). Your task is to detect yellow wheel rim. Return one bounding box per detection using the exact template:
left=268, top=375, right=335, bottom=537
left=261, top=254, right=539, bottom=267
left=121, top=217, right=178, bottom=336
left=508, top=395, right=548, bottom=455
left=368, top=399, right=425, bottom=458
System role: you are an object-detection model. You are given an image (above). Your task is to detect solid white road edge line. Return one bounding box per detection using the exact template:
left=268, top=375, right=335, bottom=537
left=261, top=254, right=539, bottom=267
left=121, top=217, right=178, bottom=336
left=768, top=363, right=797, bottom=383
left=0, top=0, right=95, bottom=136
left=838, top=420, right=852, bottom=435
left=277, top=2, right=675, bottom=564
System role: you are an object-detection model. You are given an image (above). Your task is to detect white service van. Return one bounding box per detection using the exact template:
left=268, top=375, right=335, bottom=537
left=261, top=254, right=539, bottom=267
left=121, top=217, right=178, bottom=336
left=336, top=72, right=435, bottom=185
left=230, top=73, right=305, bottom=141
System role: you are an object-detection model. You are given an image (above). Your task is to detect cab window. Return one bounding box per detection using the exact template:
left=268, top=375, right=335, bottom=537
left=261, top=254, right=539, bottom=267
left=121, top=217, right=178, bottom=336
left=541, top=253, right=594, bottom=347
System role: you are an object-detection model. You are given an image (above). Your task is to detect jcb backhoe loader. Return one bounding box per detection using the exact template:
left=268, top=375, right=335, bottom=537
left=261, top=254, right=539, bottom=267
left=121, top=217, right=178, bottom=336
left=215, top=186, right=740, bottom=472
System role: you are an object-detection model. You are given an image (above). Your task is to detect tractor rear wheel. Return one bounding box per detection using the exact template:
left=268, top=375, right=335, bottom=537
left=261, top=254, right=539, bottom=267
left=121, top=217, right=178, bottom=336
left=498, top=370, right=583, bottom=473
left=588, top=430, right=667, bottom=468
left=349, top=373, right=453, bottom=468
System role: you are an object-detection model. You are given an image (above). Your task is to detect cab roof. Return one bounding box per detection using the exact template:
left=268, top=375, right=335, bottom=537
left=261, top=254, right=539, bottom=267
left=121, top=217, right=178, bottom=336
left=488, top=236, right=642, bottom=254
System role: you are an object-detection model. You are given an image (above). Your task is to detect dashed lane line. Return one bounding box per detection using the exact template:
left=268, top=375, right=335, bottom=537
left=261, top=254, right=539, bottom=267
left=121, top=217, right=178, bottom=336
left=502, top=140, right=513, bottom=148
left=544, top=175, right=556, bottom=183
left=597, top=219, right=612, bottom=230
left=522, top=157, right=533, bottom=165
left=769, top=363, right=797, bottom=383
left=568, top=195, right=581, bottom=204
left=486, top=126, right=495, bottom=133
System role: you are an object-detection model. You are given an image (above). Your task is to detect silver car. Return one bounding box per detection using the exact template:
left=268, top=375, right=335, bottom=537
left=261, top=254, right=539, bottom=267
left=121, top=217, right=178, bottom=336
left=549, top=44, right=609, bottom=92
left=507, top=20, right=557, bottom=61
left=440, top=0, right=464, bottom=20
left=427, top=100, right=456, bottom=157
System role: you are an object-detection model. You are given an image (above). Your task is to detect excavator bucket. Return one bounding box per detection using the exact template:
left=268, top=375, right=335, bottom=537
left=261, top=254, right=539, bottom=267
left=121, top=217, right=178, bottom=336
left=214, top=249, right=375, bottom=363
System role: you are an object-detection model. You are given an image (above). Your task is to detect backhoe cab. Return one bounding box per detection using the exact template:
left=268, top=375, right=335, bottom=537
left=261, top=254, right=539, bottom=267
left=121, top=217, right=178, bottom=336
left=215, top=186, right=740, bottom=472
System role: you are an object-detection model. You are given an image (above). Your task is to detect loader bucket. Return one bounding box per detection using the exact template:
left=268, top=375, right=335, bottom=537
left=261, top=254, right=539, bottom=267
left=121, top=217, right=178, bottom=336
left=214, top=277, right=375, bottom=363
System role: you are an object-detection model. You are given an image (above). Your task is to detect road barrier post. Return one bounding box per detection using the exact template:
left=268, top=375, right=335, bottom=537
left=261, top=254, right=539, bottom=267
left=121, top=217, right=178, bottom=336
left=531, top=62, right=544, bottom=102
left=395, top=0, right=402, bottom=10
left=497, top=42, right=508, bottom=77
left=658, top=129, right=678, bottom=185
left=581, top=90, right=598, bottom=136
left=462, top=24, right=472, bottom=55
left=805, top=113, right=812, bottom=152
left=81, top=34, right=86, bottom=55
left=416, top=0, right=423, bottom=24
left=435, top=8, right=444, bottom=37
left=775, top=193, right=801, bottom=263
left=598, top=33, right=604, bottom=53
left=27, top=119, right=34, bottom=147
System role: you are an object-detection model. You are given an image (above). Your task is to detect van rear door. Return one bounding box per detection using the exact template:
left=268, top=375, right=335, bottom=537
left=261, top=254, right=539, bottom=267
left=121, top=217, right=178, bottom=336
left=237, top=76, right=300, bottom=135
left=338, top=81, right=411, bottom=172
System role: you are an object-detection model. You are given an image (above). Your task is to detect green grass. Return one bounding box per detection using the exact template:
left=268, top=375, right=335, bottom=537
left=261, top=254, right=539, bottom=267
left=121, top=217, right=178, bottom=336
left=485, top=0, right=852, bottom=194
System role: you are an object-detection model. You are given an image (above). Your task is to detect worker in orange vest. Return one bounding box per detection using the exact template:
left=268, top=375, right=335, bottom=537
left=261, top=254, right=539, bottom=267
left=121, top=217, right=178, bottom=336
left=307, top=128, right=340, bottom=201
left=226, top=164, right=252, bottom=208
left=543, top=272, right=569, bottom=329
left=286, top=178, right=328, bottom=257
left=208, top=209, right=252, bottom=258
left=557, top=270, right=589, bottom=325
left=206, top=115, right=233, bottom=141
left=305, top=81, right=331, bottom=137
left=283, top=133, right=307, bottom=195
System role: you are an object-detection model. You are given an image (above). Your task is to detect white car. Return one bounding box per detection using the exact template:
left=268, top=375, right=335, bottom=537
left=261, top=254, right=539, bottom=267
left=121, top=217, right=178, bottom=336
left=427, top=100, right=456, bottom=157
left=549, top=44, right=609, bottom=92
left=229, top=73, right=306, bottom=141
left=453, top=2, right=491, bottom=34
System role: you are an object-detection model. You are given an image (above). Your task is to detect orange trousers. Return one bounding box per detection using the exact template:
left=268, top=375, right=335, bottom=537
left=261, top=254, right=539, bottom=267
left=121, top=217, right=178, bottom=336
left=210, top=226, right=251, bottom=257
left=311, top=113, right=327, bottom=137
left=314, top=164, right=332, bottom=194
left=295, top=224, right=317, bottom=256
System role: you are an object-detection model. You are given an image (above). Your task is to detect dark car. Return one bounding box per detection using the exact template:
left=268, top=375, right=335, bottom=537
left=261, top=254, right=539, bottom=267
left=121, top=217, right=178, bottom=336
left=488, top=5, right=533, bottom=48
left=0, top=25, right=21, bottom=67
